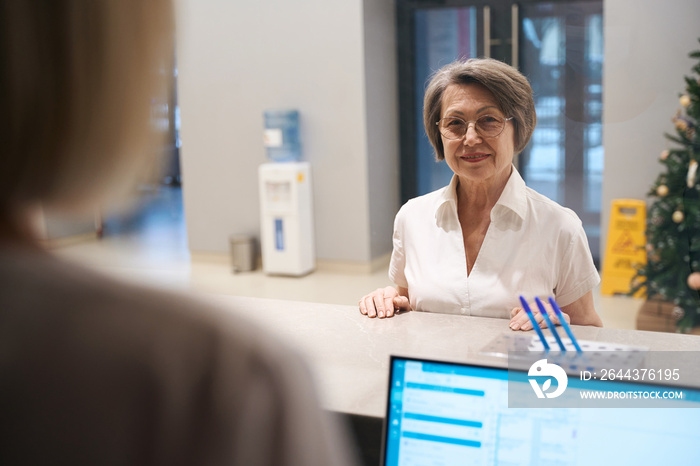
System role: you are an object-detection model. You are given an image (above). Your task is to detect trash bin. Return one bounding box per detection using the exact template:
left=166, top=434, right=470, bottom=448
left=229, top=235, right=256, bottom=273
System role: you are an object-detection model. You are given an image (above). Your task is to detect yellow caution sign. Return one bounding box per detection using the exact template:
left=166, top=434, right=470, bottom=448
left=601, top=199, right=647, bottom=296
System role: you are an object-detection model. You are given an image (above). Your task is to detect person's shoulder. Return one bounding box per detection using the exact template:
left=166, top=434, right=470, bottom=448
left=0, top=249, right=350, bottom=465
left=0, top=248, right=290, bottom=370
left=0, top=248, right=313, bottom=416
left=397, top=184, right=451, bottom=218
left=523, top=186, right=582, bottom=227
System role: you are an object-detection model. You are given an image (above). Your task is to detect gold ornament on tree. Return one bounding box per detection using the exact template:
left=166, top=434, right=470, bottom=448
left=688, top=272, right=700, bottom=290
left=672, top=307, right=685, bottom=321
left=672, top=210, right=685, bottom=223
left=656, top=184, right=669, bottom=197
left=680, top=94, right=691, bottom=107
left=672, top=110, right=693, bottom=135
left=645, top=243, right=660, bottom=262
left=660, top=149, right=670, bottom=160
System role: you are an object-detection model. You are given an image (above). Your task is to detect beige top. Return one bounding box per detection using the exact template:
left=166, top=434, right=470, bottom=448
left=0, top=247, right=357, bottom=466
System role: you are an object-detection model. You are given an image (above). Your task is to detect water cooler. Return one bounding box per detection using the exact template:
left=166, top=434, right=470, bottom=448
left=258, top=163, right=315, bottom=275
left=258, top=109, right=314, bottom=275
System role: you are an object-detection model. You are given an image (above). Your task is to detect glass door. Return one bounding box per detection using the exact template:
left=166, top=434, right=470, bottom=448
left=519, top=1, right=603, bottom=261
left=397, top=0, right=603, bottom=263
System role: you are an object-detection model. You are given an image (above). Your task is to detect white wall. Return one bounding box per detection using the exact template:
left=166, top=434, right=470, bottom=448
left=177, top=0, right=696, bottom=268
left=602, top=0, right=700, bottom=255
left=363, top=0, right=400, bottom=259
left=176, top=0, right=398, bottom=265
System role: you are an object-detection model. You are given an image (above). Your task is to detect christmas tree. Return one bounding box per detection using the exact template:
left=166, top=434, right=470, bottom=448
left=632, top=38, right=700, bottom=331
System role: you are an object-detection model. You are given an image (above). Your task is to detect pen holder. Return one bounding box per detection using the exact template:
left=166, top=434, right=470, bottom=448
left=479, top=333, right=648, bottom=374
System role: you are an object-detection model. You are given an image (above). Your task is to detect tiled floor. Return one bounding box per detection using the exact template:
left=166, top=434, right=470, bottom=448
left=52, top=185, right=645, bottom=330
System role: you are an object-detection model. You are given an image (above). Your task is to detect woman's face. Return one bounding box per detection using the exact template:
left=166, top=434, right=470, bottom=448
left=439, top=83, right=515, bottom=189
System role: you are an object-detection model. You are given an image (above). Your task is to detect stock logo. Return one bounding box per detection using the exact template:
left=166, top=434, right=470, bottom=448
left=528, top=359, right=568, bottom=399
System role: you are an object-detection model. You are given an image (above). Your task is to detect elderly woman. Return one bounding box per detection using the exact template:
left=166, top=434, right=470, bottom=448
left=360, top=58, right=602, bottom=330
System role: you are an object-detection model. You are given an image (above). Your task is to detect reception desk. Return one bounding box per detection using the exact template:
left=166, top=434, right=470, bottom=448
left=207, top=295, right=700, bottom=418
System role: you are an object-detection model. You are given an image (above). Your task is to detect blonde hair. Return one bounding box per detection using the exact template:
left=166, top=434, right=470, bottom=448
left=423, top=58, right=537, bottom=160
left=0, top=0, right=174, bottom=219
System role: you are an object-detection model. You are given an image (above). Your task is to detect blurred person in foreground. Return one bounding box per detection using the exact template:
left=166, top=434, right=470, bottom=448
left=359, top=58, right=603, bottom=330
left=0, top=2, right=357, bottom=465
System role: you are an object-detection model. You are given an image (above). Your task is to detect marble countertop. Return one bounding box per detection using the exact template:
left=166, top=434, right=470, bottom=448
left=205, top=295, right=700, bottom=418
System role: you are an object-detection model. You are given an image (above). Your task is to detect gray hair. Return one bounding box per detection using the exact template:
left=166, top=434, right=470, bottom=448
left=423, top=58, right=537, bottom=160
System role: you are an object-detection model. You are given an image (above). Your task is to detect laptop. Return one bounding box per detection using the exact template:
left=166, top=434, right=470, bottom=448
left=381, top=355, right=700, bottom=465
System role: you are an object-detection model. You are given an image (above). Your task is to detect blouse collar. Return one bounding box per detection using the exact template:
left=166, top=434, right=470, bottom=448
left=435, top=165, right=527, bottom=227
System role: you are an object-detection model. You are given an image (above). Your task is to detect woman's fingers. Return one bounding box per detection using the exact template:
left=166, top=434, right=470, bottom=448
left=359, top=287, right=403, bottom=319
left=377, top=286, right=398, bottom=318
left=509, top=308, right=532, bottom=330
left=360, top=294, right=376, bottom=317
left=510, top=300, right=571, bottom=331
left=383, top=294, right=396, bottom=318
left=373, top=293, right=388, bottom=318
left=521, top=311, right=543, bottom=331
left=509, top=305, right=546, bottom=331
left=359, top=289, right=380, bottom=317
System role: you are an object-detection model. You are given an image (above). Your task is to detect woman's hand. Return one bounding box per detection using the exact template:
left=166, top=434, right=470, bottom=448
left=359, top=286, right=411, bottom=318
left=508, top=291, right=602, bottom=331
left=509, top=299, right=570, bottom=331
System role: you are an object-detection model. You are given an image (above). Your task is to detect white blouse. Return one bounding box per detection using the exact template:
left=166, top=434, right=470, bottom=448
left=389, top=167, right=600, bottom=318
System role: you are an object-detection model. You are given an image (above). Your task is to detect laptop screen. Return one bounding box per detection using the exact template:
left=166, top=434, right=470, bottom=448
left=382, top=356, right=700, bottom=466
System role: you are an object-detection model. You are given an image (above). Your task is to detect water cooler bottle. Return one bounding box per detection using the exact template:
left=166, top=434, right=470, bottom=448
left=258, top=162, right=315, bottom=275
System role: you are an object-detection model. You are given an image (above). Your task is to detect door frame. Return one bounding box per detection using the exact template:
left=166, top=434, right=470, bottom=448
left=396, top=0, right=602, bottom=203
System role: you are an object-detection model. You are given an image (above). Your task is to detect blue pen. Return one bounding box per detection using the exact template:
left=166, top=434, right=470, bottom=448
left=534, top=297, right=566, bottom=352
left=519, top=295, right=550, bottom=351
left=548, top=297, right=583, bottom=353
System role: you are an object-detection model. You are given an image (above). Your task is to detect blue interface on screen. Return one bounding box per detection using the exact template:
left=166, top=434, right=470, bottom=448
left=384, top=357, right=700, bottom=466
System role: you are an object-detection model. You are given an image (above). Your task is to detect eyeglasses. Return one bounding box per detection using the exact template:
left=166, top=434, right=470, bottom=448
left=436, top=115, right=513, bottom=140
